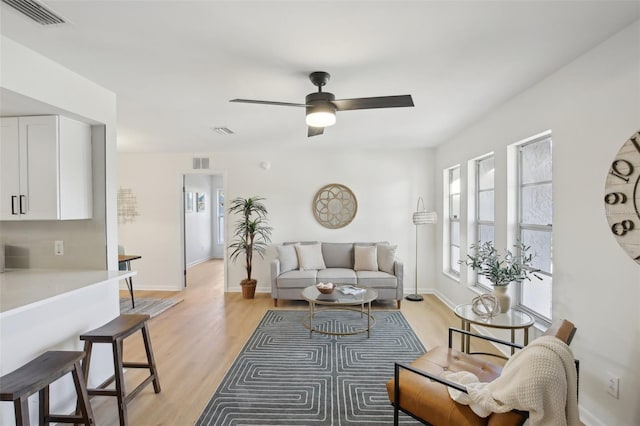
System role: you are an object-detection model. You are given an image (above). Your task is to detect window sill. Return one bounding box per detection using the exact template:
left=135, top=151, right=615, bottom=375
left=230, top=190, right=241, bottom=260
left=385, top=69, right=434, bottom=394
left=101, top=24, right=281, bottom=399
left=442, top=271, right=460, bottom=283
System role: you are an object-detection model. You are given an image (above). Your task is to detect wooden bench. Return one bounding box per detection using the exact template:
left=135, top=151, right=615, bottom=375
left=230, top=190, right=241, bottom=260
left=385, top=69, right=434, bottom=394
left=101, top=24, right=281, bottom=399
left=0, top=351, right=94, bottom=425
left=80, top=314, right=160, bottom=426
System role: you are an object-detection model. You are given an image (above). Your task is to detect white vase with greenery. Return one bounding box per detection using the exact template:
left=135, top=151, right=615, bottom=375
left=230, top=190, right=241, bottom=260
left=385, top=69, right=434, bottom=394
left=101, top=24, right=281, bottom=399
left=460, top=241, right=541, bottom=312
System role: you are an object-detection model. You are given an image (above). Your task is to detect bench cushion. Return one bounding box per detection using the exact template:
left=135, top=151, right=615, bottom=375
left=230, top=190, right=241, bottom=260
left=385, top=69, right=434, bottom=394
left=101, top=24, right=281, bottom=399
left=277, top=270, right=317, bottom=288
left=356, top=270, right=398, bottom=288
left=317, top=268, right=357, bottom=284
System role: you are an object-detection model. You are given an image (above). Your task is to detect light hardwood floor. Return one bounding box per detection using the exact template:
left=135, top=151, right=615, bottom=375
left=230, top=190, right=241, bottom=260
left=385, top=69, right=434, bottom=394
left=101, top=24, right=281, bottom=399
left=91, top=259, right=468, bottom=425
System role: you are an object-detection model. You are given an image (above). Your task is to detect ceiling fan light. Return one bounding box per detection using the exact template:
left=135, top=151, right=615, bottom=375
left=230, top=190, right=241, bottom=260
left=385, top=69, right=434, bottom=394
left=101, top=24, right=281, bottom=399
left=306, top=111, right=336, bottom=127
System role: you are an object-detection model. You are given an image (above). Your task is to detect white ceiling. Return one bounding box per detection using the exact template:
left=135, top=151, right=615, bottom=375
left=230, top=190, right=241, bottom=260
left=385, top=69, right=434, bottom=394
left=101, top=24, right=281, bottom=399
left=1, top=1, right=638, bottom=152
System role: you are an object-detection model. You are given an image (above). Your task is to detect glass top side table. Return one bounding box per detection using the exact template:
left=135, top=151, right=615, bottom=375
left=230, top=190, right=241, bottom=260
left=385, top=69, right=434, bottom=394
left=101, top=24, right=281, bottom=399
left=453, top=304, right=534, bottom=355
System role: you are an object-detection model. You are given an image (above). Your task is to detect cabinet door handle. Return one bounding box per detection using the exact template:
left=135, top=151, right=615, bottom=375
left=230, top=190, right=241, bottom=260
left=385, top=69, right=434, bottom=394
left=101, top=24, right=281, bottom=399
left=19, top=195, right=26, bottom=214
left=11, top=196, right=18, bottom=215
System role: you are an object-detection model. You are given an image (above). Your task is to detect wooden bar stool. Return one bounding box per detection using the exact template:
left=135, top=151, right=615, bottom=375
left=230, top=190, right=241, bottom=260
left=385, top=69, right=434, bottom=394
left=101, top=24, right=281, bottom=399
left=80, top=314, right=160, bottom=426
left=0, top=351, right=94, bottom=425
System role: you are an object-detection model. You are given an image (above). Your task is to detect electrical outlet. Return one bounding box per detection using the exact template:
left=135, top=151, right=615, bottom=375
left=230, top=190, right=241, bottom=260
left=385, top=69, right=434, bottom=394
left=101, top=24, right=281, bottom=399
left=606, top=373, right=619, bottom=399
left=54, top=240, right=64, bottom=256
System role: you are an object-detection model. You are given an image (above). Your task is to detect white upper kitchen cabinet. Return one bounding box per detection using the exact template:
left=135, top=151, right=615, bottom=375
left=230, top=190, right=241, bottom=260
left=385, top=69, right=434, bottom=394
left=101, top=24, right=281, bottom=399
left=0, top=115, right=92, bottom=221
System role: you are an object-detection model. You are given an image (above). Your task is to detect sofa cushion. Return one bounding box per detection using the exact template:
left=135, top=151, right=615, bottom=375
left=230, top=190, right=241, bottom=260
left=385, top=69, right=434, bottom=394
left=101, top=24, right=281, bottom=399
left=321, top=243, right=353, bottom=268
left=317, top=268, right=357, bottom=284
left=356, top=270, right=398, bottom=288
left=295, top=243, right=326, bottom=270
left=277, top=244, right=299, bottom=273
left=377, top=243, right=397, bottom=274
left=354, top=245, right=378, bottom=271
left=277, top=270, right=318, bottom=288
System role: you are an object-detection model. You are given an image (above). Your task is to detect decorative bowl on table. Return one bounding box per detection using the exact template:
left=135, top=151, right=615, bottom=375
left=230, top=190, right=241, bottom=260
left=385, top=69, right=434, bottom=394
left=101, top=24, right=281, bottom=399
left=316, top=282, right=335, bottom=294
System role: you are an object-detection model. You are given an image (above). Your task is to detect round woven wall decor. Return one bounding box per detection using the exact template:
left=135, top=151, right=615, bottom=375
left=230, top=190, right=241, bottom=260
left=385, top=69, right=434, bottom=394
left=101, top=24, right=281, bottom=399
left=312, top=183, right=358, bottom=229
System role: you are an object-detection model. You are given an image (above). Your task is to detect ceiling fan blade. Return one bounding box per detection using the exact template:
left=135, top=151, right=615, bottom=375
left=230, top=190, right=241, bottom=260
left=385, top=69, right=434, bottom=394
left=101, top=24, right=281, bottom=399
left=308, top=126, right=324, bottom=137
left=332, top=95, right=414, bottom=111
left=229, top=99, right=307, bottom=107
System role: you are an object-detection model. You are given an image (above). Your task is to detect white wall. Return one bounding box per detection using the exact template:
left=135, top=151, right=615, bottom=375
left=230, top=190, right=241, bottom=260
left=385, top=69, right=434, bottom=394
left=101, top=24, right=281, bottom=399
left=117, top=149, right=436, bottom=293
left=0, top=35, right=119, bottom=270
left=184, top=173, right=213, bottom=266
left=433, top=21, right=640, bottom=425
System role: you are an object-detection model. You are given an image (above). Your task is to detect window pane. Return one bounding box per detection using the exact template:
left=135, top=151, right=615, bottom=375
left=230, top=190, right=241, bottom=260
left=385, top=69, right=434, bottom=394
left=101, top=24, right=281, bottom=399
left=451, top=222, right=460, bottom=246
left=450, top=246, right=460, bottom=273
left=522, top=273, right=552, bottom=319
left=478, top=190, right=494, bottom=221
left=478, top=157, right=494, bottom=190
left=218, top=217, right=224, bottom=244
left=521, top=139, right=551, bottom=184
left=518, top=136, right=552, bottom=320
left=450, top=167, right=460, bottom=194
left=521, top=229, right=552, bottom=274
left=476, top=223, right=495, bottom=290
left=478, top=274, right=492, bottom=289
left=451, top=194, right=460, bottom=219
left=478, top=224, right=494, bottom=247
left=521, top=183, right=552, bottom=225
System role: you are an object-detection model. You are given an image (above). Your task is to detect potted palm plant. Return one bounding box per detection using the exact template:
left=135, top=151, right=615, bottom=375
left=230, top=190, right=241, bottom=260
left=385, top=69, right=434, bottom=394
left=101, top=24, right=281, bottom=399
left=228, top=196, right=272, bottom=299
left=460, top=241, right=541, bottom=312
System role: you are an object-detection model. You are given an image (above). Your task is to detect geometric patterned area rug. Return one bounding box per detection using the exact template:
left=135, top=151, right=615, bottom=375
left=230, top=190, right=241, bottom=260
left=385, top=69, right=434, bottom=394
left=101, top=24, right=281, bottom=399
left=119, top=297, right=183, bottom=318
left=196, top=309, right=426, bottom=425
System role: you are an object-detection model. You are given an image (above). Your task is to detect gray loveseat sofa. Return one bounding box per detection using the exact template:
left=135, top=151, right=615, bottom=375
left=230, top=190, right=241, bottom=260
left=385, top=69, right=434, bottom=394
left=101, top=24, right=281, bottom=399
left=270, top=242, right=403, bottom=308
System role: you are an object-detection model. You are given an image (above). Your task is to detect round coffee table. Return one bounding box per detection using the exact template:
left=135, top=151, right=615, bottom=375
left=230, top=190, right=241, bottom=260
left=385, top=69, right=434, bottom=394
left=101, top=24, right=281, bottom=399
left=301, top=285, right=378, bottom=338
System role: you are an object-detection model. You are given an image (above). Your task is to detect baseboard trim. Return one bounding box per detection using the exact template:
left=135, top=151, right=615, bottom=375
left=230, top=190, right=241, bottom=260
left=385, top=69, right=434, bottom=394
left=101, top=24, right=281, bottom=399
left=186, top=256, right=216, bottom=269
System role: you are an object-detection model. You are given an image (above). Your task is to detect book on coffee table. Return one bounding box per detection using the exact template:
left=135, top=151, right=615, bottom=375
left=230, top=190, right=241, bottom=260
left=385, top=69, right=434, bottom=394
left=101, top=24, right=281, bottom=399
left=338, top=285, right=366, bottom=295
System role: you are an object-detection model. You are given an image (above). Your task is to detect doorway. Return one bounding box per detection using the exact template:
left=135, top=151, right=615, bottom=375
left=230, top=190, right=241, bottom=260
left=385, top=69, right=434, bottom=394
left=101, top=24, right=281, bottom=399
left=182, top=173, right=225, bottom=288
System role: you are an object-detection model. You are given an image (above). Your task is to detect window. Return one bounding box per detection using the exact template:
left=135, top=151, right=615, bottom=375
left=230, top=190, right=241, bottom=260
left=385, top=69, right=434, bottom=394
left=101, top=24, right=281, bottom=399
left=216, top=189, right=225, bottom=244
left=448, top=166, right=461, bottom=276
left=475, top=155, right=495, bottom=289
left=517, top=135, right=552, bottom=320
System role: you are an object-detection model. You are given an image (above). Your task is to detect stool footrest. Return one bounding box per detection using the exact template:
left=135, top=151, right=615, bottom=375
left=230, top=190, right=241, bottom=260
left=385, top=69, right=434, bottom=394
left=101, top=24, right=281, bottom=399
left=46, top=414, right=91, bottom=424
left=88, top=388, right=119, bottom=397
left=125, top=376, right=157, bottom=402
left=122, top=362, right=151, bottom=369
left=93, top=375, right=116, bottom=391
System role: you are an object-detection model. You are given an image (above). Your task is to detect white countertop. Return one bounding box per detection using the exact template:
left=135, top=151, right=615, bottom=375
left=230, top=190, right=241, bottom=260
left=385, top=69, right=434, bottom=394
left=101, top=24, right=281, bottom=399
left=0, top=269, right=134, bottom=317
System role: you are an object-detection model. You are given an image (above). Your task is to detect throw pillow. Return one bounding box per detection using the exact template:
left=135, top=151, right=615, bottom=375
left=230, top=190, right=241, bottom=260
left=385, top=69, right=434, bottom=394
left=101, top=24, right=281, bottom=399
left=354, top=245, right=378, bottom=271
left=295, top=243, right=326, bottom=270
left=277, top=244, right=299, bottom=273
left=377, top=244, right=398, bottom=274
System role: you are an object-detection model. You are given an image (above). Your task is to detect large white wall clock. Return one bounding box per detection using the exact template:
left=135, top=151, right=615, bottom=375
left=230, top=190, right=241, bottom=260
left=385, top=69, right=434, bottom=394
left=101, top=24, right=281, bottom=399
left=604, top=130, right=640, bottom=266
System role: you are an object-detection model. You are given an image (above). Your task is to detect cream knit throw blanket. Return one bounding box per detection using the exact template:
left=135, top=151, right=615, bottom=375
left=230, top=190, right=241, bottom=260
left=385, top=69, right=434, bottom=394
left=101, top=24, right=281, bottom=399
left=443, top=335, right=580, bottom=426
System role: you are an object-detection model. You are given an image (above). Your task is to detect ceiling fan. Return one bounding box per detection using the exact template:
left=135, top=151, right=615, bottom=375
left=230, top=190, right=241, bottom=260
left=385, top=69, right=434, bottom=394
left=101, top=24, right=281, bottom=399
left=230, top=71, right=414, bottom=137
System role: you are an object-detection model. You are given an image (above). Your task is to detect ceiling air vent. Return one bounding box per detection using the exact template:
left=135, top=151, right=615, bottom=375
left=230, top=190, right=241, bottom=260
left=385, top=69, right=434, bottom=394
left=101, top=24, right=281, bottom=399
left=212, top=127, right=234, bottom=135
left=2, top=0, right=66, bottom=25
left=193, top=157, right=210, bottom=170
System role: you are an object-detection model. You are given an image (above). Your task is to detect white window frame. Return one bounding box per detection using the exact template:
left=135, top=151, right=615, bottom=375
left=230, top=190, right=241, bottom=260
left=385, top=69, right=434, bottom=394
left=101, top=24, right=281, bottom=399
left=443, top=165, right=461, bottom=278
left=510, top=131, right=553, bottom=323
left=474, top=154, right=495, bottom=291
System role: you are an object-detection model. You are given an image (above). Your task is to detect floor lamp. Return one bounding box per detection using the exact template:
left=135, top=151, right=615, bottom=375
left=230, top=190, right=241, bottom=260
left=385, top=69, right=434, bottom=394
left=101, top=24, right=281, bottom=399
left=406, top=197, right=437, bottom=302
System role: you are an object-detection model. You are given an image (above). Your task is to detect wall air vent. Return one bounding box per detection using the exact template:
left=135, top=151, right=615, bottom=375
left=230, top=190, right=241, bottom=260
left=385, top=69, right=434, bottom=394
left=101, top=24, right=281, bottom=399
left=2, top=0, right=66, bottom=25
left=193, top=157, right=210, bottom=170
